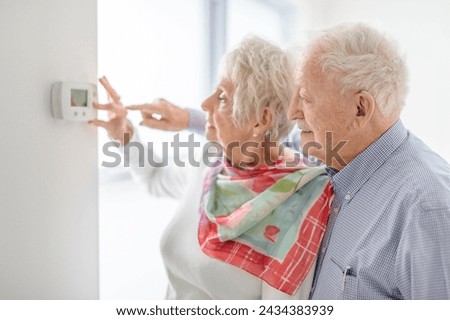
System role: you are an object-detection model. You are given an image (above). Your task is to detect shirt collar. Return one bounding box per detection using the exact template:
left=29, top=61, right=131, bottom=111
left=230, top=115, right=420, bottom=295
left=326, top=119, right=408, bottom=205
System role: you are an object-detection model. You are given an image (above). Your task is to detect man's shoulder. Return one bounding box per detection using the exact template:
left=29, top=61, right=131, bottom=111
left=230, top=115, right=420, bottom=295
left=389, top=130, right=450, bottom=180
left=384, top=131, right=450, bottom=210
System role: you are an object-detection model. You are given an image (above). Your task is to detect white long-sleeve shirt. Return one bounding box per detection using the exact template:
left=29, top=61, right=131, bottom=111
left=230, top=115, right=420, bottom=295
left=121, top=131, right=313, bottom=299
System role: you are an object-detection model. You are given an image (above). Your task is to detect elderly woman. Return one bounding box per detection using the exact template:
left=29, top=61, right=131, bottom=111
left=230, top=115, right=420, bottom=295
left=92, top=36, right=332, bottom=299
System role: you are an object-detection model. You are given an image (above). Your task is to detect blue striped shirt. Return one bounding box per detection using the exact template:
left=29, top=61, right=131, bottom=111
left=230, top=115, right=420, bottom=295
left=310, top=120, right=450, bottom=299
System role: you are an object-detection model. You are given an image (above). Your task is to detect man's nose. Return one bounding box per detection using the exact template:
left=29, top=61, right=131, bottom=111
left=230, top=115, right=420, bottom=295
left=287, top=95, right=304, bottom=120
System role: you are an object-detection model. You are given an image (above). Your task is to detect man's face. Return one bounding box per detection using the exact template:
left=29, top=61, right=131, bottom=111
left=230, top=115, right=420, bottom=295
left=288, top=59, right=356, bottom=166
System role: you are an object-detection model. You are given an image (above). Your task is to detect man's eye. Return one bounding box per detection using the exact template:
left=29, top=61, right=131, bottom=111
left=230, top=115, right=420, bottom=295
left=300, top=95, right=310, bottom=103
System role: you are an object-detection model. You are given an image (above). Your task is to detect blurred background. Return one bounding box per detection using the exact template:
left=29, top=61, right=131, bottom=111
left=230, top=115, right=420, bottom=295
left=97, top=0, right=450, bottom=299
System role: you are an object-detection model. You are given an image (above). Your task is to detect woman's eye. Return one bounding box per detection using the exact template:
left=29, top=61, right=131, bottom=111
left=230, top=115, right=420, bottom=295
left=218, top=92, right=226, bottom=101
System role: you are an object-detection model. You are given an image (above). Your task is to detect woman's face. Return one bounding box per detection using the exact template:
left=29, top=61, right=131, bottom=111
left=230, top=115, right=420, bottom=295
left=201, top=79, right=256, bottom=163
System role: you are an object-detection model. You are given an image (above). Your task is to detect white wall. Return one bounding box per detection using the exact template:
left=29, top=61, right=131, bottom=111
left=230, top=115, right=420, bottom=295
left=293, top=0, right=450, bottom=162
left=0, top=0, right=99, bottom=299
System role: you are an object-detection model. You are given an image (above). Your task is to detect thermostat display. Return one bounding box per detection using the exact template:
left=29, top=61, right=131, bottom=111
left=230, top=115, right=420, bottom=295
left=51, top=82, right=96, bottom=121
left=70, top=89, right=88, bottom=107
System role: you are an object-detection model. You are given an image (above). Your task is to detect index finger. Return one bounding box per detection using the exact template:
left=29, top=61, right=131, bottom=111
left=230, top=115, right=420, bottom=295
left=127, top=103, right=165, bottom=114
left=99, top=76, right=121, bottom=102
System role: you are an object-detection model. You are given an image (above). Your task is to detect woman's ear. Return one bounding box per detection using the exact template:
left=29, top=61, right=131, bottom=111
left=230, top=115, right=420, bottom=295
left=253, top=107, right=274, bottom=136
left=353, top=91, right=375, bottom=129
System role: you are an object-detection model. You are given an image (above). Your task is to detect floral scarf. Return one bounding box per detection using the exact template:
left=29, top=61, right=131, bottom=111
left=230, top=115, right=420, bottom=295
left=198, top=158, right=333, bottom=295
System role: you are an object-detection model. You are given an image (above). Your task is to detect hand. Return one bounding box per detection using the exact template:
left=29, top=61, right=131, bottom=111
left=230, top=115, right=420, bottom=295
left=127, top=98, right=190, bottom=131
left=89, top=76, right=133, bottom=145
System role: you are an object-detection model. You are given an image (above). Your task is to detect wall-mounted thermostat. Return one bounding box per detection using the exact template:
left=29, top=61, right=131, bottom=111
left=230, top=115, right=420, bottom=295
left=51, top=82, right=96, bottom=121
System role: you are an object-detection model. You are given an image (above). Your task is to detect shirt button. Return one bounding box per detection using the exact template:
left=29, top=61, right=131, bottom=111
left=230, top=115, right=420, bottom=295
left=333, top=207, right=339, bottom=214
left=345, top=194, right=352, bottom=201
left=321, top=247, right=326, bottom=254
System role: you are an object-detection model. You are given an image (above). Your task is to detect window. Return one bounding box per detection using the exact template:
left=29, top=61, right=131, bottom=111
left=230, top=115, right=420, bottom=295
left=98, top=0, right=299, bottom=299
left=98, top=0, right=206, bottom=299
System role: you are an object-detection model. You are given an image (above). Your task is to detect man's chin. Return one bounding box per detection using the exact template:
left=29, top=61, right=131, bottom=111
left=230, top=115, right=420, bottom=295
left=301, top=134, right=321, bottom=157
left=300, top=131, right=315, bottom=147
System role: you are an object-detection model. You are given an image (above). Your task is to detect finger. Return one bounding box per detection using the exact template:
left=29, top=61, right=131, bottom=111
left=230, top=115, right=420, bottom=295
left=143, top=112, right=162, bottom=120
left=127, top=103, right=165, bottom=115
left=99, top=76, right=121, bottom=102
left=93, top=101, right=114, bottom=110
left=139, top=118, right=168, bottom=130
left=99, top=76, right=120, bottom=101
left=88, top=119, right=110, bottom=130
left=95, top=99, right=125, bottom=118
left=151, top=97, right=170, bottom=105
left=126, top=104, right=147, bottom=111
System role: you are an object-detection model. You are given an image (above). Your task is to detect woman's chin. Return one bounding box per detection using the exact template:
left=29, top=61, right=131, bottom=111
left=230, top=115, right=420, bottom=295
left=208, top=125, right=230, bottom=143
left=205, top=130, right=218, bottom=142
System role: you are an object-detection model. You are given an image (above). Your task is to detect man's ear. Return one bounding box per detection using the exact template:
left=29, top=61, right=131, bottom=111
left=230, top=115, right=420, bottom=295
left=353, top=91, right=375, bottom=129
left=253, top=107, right=274, bottom=136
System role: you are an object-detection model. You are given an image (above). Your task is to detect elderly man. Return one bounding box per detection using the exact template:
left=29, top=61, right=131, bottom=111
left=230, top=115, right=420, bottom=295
left=288, top=23, right=450, bottom=299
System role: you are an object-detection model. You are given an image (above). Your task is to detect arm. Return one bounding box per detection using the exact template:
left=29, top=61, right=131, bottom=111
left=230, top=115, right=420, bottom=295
left=127, top=101, right=206, bottom=135
left=118, top=127, right=191, bottom=199
left=187, top=108, right=206, bottom=135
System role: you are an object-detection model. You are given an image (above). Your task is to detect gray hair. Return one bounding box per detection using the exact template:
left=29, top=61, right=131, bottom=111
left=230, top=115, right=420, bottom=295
left=305, top=23, right=408, bottom=117
left=219, top=36, right=294, bottom=141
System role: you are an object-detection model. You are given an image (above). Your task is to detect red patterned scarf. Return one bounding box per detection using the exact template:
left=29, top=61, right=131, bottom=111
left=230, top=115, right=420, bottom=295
left=198, top=159, right=333, bottom=295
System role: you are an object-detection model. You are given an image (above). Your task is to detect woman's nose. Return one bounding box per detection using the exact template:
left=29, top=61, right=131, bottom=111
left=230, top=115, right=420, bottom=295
left=201, top=93, right=215, bottom=112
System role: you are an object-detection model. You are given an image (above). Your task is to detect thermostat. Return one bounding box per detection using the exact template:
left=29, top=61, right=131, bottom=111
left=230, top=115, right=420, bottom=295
left=51, top=82, right=96, bottom=121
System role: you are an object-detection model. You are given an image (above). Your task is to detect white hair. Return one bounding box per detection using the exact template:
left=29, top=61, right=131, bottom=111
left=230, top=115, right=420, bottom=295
left=219, top=36, right=294, bottom=141
left=305, top=23, right=409, bottom=117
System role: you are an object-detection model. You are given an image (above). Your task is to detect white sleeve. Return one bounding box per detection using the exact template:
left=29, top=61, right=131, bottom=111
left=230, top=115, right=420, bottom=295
left=118, top=128, right=191, bottom=199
